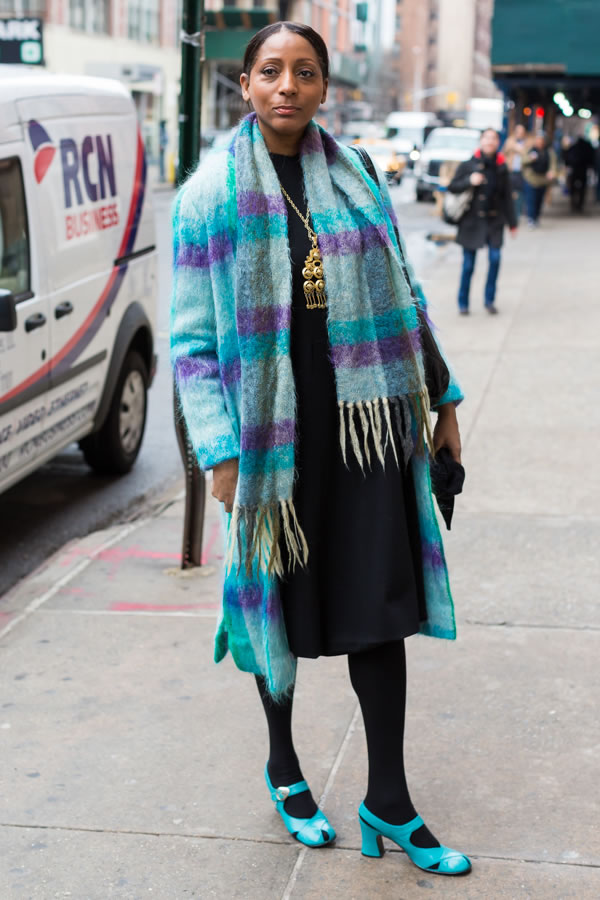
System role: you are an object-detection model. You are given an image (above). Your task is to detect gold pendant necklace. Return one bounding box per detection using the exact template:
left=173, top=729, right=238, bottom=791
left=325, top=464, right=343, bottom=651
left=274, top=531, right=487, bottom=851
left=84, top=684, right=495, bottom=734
left=280, top=184, right=327, bottom=309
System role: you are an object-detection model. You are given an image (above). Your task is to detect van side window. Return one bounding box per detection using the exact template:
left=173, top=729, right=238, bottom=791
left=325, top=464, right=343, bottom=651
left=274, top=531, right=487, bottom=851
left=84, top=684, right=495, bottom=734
left=0, top=158, right=30, bottom=298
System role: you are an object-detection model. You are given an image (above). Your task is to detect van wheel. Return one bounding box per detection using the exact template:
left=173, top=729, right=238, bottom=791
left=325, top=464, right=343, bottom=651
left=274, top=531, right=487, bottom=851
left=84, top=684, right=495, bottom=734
left=81, top=350, right=148, bottom=475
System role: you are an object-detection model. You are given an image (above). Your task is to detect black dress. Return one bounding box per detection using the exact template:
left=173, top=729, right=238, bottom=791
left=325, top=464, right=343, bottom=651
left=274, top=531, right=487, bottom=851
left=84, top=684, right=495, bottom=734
left=271, top=153, right=427, bottom=659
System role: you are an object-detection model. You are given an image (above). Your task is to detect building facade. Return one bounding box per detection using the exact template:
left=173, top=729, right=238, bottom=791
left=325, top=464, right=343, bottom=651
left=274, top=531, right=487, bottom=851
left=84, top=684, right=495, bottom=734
left=2, top=0, right=183, bottom=173
left=379, top=0, right=498, bottom=116
left=436, top=0, right=499, bottom=114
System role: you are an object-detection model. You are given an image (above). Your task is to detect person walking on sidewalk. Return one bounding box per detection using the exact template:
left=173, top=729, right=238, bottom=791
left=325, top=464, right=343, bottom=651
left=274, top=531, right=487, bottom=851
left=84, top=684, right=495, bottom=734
left=522, top=133, right=557, bottom=228
left=448, top=128, right=517, bottom=316
left=502, top=123, right=529, bottom=221
left=565, top=135, right=595, bottom=213
left=171, top=21, right=471, bottom=878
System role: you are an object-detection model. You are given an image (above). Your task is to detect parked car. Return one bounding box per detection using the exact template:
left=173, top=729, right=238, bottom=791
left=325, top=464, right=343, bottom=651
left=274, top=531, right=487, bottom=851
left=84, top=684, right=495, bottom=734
left=414, top=127, right=481, bottom=201
left=354, top=138, right=407, bottom=184
left=0, top=74, right=157, bottom=494
left=385, top=111, right=442, bottom=168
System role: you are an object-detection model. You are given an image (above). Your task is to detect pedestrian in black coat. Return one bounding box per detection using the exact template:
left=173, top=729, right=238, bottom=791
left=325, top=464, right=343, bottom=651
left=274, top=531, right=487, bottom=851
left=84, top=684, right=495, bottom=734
left=448, top=128, right=517, bottom=315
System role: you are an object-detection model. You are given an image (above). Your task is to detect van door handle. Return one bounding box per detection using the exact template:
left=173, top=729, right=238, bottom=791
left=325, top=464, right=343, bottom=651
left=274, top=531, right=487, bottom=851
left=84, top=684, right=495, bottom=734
left=25, top=312, right=47, bottom=332
left=55, top=301, right=74, bottom=319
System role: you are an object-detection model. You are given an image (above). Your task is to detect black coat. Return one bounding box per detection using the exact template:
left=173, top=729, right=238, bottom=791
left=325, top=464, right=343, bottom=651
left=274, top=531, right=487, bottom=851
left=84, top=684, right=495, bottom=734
left=448, top=153, right=517, bottom=251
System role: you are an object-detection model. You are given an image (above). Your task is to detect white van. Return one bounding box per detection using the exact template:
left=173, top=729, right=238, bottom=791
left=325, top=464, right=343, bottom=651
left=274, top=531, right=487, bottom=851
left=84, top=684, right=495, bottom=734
left=0, top=74, right=157, bottom=494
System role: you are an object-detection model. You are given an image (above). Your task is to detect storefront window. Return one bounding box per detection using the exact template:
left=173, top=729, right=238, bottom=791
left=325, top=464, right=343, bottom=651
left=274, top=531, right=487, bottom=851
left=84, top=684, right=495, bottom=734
left=0, top=159, right=30, bottom=297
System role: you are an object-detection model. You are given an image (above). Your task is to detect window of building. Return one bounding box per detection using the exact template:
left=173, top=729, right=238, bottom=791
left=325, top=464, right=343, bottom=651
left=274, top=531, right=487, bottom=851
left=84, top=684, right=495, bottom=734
left=128, top=0, right=160, bottom=44
left=69, top=0, right=110, bottom=34
left=0, top=0, right=38, bottom=12
left=330, top=12, right=338, bottom=51
left=0, top=158, right=30, bottom=298
left=175, top=0, right=182, bottom=44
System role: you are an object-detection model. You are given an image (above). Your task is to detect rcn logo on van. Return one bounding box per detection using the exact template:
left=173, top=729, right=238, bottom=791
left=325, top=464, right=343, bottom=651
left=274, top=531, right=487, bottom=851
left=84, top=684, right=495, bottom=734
left=28, top=120, right=120, bottom=241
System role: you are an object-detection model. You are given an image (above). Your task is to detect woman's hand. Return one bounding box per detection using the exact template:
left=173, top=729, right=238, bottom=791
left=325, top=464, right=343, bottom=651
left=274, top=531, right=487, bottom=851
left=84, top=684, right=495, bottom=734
left=433, top=403, right=462, bottom=464
left=212, top=458, right=239, bottom=513
left=470, top=171, right=485, bottom=187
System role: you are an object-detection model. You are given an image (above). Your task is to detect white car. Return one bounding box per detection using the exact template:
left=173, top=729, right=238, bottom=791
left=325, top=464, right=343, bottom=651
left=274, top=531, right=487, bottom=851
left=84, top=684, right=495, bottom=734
left=415, top=128, right=481, bottom=201
left=0, top=74, right=157, bottom=493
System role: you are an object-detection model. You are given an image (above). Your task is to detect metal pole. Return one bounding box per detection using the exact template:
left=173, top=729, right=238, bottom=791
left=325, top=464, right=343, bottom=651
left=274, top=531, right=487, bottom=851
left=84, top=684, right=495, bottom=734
left=177, top=0, right=204, bottom=185
left=174, top=0, right=206, bottom=569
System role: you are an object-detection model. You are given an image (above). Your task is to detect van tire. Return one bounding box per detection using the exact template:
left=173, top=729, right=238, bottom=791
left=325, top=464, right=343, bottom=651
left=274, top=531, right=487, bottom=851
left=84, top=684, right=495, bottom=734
left=80, top=350, right=148, bottom=475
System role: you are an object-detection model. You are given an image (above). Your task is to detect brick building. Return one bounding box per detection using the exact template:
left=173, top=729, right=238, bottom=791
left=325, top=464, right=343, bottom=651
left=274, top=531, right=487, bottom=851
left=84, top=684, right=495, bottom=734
left=381, top=0, right=498, bottom=116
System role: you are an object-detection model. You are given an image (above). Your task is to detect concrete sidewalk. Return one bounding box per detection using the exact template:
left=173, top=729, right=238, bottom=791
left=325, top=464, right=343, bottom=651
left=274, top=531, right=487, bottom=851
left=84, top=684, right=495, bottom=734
left=1, top=199, right=599, bottom=899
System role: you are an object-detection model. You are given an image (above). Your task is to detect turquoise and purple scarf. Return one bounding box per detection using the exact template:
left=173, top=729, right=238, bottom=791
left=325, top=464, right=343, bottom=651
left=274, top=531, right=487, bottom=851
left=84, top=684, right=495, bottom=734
left=227, top=114, right=431, bottom=577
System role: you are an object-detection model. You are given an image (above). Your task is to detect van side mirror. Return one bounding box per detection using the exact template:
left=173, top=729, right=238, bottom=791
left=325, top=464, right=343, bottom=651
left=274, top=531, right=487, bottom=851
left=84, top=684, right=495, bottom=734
left=0, top=289, right=17, bottom=332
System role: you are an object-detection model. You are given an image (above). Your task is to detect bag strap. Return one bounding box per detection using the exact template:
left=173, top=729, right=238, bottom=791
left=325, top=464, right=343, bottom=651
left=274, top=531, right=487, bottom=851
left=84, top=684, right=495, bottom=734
left=351, top=146, right=415, bottom=296
left=353, top=144, right=378, bottom=183
left=351, top=146, right=450, bottom=406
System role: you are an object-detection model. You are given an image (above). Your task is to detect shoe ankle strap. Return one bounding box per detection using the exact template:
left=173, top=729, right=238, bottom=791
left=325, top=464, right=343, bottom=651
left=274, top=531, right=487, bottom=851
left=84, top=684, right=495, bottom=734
left=271, top=779, right=309, bottom=803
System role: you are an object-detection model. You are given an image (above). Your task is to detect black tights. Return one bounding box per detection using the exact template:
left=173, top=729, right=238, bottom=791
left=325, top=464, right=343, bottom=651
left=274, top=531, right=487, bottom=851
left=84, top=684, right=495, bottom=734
left=256, top=640, right=439, bottom=846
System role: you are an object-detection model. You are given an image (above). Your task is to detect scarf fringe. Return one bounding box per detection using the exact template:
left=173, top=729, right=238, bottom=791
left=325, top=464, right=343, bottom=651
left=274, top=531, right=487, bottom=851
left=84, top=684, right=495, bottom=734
left=224, top=499, right=308, bottom=579
left=337, top=391, right=433, bottom=473
left=225, top=391, right=433, bottom=579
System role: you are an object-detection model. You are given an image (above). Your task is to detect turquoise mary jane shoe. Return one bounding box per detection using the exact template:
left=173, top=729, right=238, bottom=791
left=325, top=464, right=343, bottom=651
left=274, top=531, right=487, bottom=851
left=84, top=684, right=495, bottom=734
left=265, top=765, right=336, bottom=848
left=359, top=803, right=471, bottom=875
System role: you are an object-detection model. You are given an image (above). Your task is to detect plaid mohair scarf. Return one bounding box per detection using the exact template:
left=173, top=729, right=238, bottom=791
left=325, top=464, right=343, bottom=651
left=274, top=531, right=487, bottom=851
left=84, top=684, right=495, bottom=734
left=227, top=113, right=432, bottom=578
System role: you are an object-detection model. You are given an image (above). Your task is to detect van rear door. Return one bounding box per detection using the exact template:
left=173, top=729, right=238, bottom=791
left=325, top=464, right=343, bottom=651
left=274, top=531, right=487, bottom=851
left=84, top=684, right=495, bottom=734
left=0, top=151, right=51, bottom=488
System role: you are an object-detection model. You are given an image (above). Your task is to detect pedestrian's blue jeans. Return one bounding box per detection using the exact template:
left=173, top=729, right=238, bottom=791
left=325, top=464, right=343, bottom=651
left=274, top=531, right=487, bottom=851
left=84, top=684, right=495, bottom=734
left=458, top=245, right=501, bottom=311
left=524, top=182, right=546, bottom=222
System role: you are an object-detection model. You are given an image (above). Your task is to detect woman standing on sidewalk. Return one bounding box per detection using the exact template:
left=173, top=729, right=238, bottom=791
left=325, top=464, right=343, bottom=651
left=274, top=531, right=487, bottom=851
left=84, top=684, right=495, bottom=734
left=448, top=128, right=517, bottom=315
left=171, top=22, right=470, bottom=877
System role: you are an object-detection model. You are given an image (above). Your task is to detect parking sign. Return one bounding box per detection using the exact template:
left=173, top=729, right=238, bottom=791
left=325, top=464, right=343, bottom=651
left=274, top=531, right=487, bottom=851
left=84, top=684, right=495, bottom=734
left=0, top=18, right=44, bottom=66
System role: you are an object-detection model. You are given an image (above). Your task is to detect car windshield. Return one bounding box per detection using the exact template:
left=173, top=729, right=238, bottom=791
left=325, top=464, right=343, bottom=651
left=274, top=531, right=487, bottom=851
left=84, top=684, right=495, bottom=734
left=362, top=142, right=393, bottom=153
left=425, top=132, right=479, bottom=151
left=388, top=128, right=423, bottom=144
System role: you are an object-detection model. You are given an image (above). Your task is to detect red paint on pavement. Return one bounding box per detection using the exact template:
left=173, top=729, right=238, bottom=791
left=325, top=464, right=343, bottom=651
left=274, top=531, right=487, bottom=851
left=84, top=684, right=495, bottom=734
left=201, top=520, right=222, bottom=565
left=97, top=546, right=181, bottom=562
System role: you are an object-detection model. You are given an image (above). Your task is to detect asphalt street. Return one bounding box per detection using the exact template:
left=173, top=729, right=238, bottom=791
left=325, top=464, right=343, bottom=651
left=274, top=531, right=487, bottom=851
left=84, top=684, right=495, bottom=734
left=0, top=174, right=443, bottom=597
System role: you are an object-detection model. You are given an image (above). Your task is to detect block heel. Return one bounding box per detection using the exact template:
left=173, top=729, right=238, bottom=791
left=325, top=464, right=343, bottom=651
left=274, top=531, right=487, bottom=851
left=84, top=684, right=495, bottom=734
left=359, top=815, right=385, bottom=858
left=358, top=803, right=471, bottom=876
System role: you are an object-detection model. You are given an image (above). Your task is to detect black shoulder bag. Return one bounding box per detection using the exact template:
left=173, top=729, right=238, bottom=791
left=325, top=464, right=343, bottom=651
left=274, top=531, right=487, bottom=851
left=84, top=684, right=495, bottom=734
left=353, top=146, right=450, bottom=407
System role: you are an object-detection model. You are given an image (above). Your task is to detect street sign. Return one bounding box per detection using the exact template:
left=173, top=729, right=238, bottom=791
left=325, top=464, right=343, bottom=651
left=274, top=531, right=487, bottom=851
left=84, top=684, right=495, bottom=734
left=0, top=18, right=44, bottom=65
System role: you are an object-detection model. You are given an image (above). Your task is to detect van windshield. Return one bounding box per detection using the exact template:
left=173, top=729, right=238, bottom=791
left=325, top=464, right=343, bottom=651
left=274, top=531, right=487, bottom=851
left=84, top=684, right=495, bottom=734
left=0, top=158, right=30, bottom=297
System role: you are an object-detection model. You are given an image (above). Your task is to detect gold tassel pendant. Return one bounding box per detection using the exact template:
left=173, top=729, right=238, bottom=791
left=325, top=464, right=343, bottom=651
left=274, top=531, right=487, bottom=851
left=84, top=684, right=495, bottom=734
left=302, top=237, right=327, bottom=309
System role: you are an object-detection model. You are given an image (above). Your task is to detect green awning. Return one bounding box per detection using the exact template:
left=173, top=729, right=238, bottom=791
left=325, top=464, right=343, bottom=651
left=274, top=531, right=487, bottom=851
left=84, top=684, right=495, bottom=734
left=492, top=0, right=600, bottom=76
left=205, top=8, right=276, bottom=30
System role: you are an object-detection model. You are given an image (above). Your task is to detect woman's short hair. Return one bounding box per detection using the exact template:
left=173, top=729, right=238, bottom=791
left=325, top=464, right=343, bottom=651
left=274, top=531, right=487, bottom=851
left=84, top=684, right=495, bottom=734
left=242, top=21, right=330, bottom=81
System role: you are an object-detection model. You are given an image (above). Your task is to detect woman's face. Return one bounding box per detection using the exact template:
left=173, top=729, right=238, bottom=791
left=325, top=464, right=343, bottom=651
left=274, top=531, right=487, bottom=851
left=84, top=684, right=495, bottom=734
left=240, top=30, right=328, bottom=148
